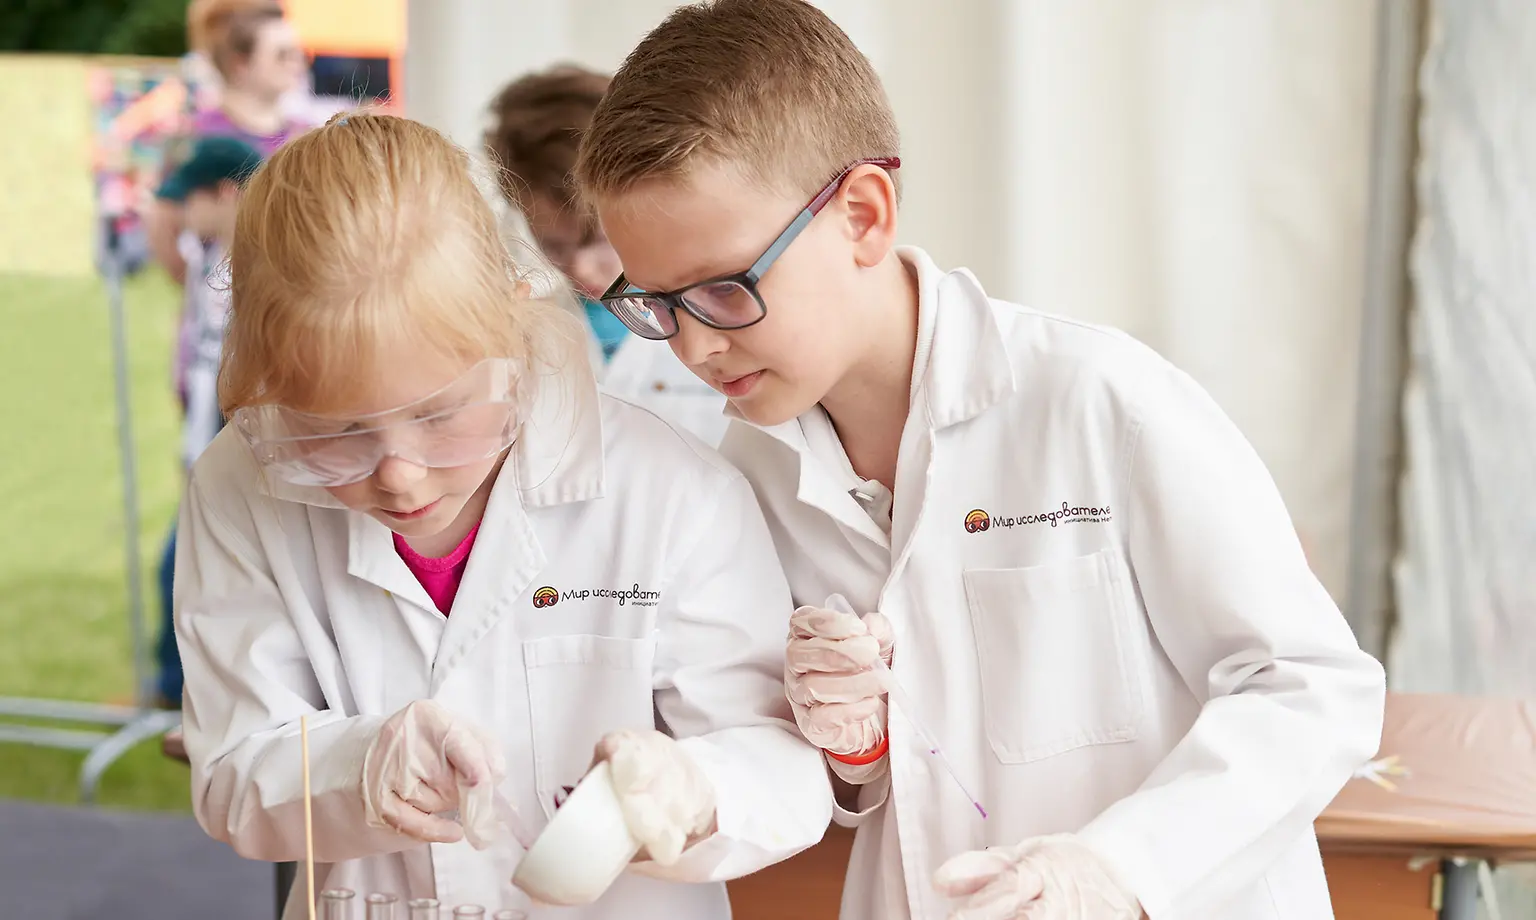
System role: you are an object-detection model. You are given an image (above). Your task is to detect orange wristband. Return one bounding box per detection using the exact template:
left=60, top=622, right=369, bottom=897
left=826, top=737, right=889, bottom=766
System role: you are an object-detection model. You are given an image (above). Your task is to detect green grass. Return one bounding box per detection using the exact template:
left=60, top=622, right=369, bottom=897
left=0, top=269, right=192, bottom=811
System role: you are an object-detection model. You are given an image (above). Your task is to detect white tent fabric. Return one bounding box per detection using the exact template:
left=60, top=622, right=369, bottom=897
left=1393, top=0, right=1536, bottom=700
left=404, top=0, right=1377, bottom=604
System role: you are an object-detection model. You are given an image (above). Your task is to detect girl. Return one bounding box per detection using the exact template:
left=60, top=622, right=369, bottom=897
left=175, top=112, right=831, bottom=919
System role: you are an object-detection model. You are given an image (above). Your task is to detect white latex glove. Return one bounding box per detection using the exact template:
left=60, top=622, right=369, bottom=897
left=592, top=729, right=717, bottom=866
left=361, top=700, right=508, bottom=848
left=785, top=595, right=895, bottom=782
left=933, top=835, right=1142, bottom=920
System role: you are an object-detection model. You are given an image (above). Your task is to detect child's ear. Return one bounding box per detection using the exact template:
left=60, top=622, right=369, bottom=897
left=839, top=166, right=899, bottom=269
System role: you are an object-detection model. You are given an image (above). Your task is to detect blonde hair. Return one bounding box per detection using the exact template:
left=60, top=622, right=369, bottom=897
left=574, top=0, right=900, bottom=202
left=221, top=112, right=582, bottom=415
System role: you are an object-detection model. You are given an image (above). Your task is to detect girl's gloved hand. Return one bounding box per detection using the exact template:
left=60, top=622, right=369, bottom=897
left=360, top=699, right=508, bottom=848
left=592, top=729, right=717, bottom=866
left=785, top=598, right=896, bottom=783
left=933, top=834, right=1142, bottom=920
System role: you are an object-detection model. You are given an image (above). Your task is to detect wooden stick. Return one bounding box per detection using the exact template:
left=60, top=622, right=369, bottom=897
left=302, top=714, right=316, bottom=920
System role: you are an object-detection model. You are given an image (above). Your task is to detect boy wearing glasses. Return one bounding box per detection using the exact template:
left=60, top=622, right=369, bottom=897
left=575, top=2, right=1386, bottom=919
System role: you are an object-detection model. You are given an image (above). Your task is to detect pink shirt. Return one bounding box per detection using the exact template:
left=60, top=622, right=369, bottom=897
left=393, top=522, right=481, bottom=615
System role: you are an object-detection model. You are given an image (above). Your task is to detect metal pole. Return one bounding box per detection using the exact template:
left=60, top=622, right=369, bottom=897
left=103, top=215, right=150, bottom=708
left=1344, top=0, right=1427, bottom=662
left=1439, top=858, right=1480, bottom=920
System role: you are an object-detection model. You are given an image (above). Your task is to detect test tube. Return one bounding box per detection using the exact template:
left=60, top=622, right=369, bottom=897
left=366, top=893, right=399, bottom=920
left=452, top=907, right=486, bottom=919
left=406, top=898, right=440, bottom=920
left=492, top=912, right=528, bottom=920
left=319, top=889, right=357, bottom=920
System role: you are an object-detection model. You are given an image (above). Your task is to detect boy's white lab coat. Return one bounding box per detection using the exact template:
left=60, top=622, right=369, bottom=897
left=176, top=373, right=831, bottom=919
left=720, top=248, right=1386, bottom=920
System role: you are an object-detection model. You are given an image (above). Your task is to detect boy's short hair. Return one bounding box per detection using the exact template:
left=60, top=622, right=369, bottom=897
left=485, top=64, right=612, bottom=213
left=157, top=135, right=263, bottom=202
left=575, top=0, right=900, bottom=203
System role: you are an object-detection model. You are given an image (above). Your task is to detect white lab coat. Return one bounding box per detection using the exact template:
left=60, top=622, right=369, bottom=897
left=601, top=336, right=730, bottom=447
left=719, top=248, right=1386, bottom=920
left=175, top=369, right=832, bottom=919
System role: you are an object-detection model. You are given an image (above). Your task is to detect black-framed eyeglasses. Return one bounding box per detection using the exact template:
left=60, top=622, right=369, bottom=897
left=599, top=156, right=901, bottom=341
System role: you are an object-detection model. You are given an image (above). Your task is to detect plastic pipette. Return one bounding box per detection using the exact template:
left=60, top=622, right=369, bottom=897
left=824, top=595, right=987, bottom=819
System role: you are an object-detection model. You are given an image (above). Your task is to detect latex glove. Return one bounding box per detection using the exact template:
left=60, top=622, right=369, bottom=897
left=785, top=595, right=895, bottom=781
left=593, top=729, right=717, bottom=866
left=933, top=835, right=1141, bottom=920
left=361, top=700, right=508, bottom=848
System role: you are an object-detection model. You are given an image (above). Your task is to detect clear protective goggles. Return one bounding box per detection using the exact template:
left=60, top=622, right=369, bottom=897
left=232, top=358, right=525, bottom=488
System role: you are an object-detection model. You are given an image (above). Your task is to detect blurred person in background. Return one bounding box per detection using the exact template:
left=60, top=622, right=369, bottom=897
left=149, top=0, right=311, bottom=708
left=150, top=135, right=265, bottom=711
left=153, top=0, right=309, bottom=284
left=485, top=65, right=729, bottom=446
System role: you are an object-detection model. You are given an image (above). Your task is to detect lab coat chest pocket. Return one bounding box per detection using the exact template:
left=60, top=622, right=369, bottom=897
left=962, top=548, right=1144, bottom=764
left=521, top=634, right=657, bottom=818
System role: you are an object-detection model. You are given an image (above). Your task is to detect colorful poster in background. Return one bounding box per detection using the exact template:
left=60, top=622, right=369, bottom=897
left=86, top=58, right=202, bottom=272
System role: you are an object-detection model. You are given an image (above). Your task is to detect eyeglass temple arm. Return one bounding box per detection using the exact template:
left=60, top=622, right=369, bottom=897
left=746, top=207, right=816, bottom=280
left=746, top=157, right=900, bottom=281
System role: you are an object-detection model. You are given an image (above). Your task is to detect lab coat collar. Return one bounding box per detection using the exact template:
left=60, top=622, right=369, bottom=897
left=903, top=246, right=1016, bottom=430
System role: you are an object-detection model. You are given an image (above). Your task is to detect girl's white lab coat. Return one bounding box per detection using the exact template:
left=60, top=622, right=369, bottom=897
left=175, top=372, right=831, bottom=919
left=719, top=248, right=1386, bottom=920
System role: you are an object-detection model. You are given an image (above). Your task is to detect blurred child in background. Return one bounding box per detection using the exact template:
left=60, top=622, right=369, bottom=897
left=485, top=65, right=728, bottom=445
left=149, top=135, right=262, bottom=707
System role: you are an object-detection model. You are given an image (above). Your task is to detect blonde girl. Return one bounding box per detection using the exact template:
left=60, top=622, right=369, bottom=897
left=175, top=112, right=830, bottom=919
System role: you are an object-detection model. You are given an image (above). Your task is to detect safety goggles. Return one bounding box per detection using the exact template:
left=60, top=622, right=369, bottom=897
left=599, top=157, right=901, bottom=340
left=232, top=358, right=524, bottom=487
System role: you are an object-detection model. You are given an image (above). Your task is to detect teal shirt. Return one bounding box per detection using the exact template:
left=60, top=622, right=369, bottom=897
left=583, top=297, right=632, bottom=362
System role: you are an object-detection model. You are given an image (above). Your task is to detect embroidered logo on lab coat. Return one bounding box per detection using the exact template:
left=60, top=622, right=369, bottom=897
left=964, top=502, right=1112, bottom=533
left=530, top=583, right=662, bottom=608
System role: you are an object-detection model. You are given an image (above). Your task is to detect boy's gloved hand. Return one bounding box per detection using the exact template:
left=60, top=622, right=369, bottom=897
left=593, top=729, right=717, bottom=866
left=361, top=699, right=507, bottom=848
left=933, top=834, right=1142, bottom=920
left=785, top=597, right=895, bottom=783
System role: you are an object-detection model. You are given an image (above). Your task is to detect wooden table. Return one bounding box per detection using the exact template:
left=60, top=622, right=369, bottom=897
left=163, top=691, right=1536, bottom=920
left=1315, top=692, right=1536, bottom=920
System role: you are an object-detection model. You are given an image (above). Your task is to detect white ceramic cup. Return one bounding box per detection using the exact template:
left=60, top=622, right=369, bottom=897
left=510, top=761, right=642, bottom=906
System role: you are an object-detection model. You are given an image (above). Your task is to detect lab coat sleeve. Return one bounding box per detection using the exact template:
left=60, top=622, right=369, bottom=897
left=1075, top=359, right=1386, bottom=917
left=629, top=470, right=834, bottom=883
left=175, top=472, right=409, bottom=863
left=830, top=772, right=890, bottom=828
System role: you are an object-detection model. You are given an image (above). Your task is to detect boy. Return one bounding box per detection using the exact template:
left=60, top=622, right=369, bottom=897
left=152, top=135, right=262, bottom=706
left=485, top=65, right=728, bottom=445
left=574, top=2, right=1386, bottom=919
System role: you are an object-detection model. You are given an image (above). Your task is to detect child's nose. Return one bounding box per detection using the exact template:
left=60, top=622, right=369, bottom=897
left=670, top=310, right=729, bottom=368
left=373, top=455, right=429, bottom=493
